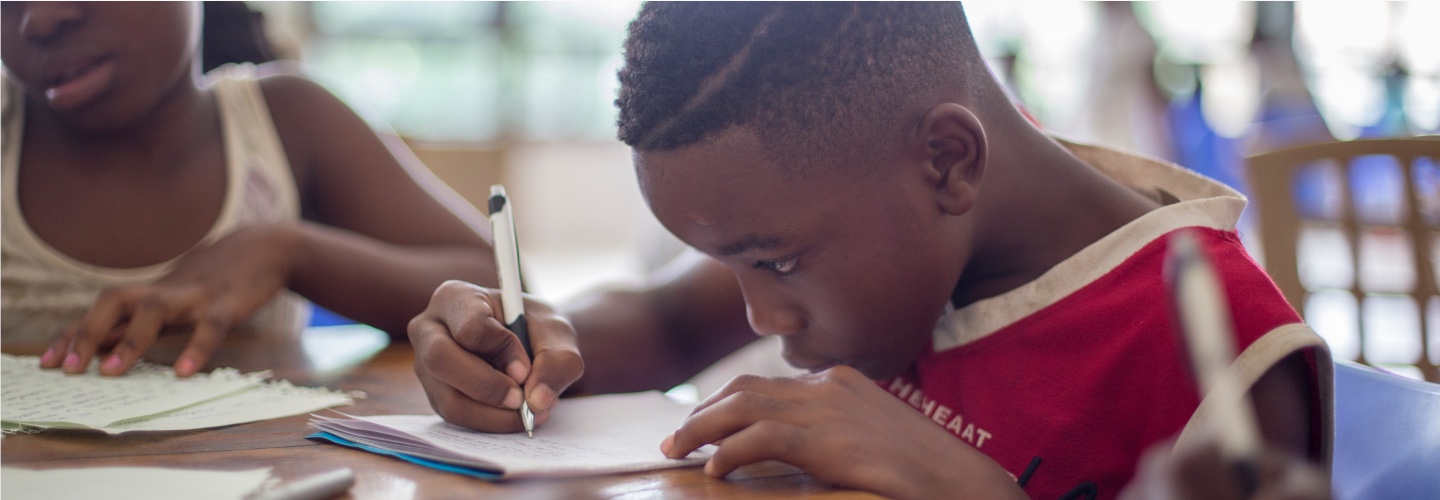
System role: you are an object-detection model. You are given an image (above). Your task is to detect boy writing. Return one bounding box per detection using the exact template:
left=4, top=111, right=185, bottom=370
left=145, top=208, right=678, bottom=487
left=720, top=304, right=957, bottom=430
left=408, top=3, right=1331, bottom=498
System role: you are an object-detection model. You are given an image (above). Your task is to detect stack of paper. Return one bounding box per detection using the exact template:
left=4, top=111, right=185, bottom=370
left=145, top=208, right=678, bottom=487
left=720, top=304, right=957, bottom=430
left=309, top=391, right=712, bottom=479
left=1, top=354, right=352, bottom=434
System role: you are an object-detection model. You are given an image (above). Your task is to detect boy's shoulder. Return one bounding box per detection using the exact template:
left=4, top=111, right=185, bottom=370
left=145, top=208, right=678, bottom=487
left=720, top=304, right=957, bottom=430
left=933, top=139, right=1255, bottom=352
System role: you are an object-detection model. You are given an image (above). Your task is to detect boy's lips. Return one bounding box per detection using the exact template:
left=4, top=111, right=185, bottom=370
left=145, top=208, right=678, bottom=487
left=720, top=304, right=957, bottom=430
left=44, top=56, right=116, bottom=112
left=783, top=352, right=840, bottom=373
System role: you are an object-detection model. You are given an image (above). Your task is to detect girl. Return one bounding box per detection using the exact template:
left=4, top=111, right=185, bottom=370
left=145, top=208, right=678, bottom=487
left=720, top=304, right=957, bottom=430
left=1, top=2, right=497, bottom=377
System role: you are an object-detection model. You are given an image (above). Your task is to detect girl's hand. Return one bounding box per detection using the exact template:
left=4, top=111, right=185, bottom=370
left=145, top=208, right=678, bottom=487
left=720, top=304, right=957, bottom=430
left=38, top=223, right=300, bottom=377
left=408, top=280, right=584, bottom=433
left=661, top=366, right=1027, bottom=500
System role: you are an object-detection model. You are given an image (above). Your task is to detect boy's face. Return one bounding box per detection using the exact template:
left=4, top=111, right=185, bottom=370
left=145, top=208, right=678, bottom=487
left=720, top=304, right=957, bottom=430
left=1, top=2, right=200, bottom=131
left=637, top=127, right=964, bottom=380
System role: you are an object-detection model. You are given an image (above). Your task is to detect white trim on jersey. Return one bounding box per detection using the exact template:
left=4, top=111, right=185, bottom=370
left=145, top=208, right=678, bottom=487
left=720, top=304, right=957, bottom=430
left=931, top=138, right=1246, bottom=352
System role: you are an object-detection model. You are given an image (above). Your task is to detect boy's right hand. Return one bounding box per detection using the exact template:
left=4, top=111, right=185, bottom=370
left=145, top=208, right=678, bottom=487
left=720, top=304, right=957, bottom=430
left=408, top=280, right=584, bottom=433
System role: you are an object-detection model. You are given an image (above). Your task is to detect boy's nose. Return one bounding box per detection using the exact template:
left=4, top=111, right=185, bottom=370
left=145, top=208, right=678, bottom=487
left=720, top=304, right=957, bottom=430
left=19, top=2, right=86, bottom=45
left=745, top=301, right=805, bottom=337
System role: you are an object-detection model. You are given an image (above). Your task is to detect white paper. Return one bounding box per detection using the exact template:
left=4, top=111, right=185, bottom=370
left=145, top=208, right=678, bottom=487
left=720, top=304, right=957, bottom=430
left=1, top=354, right=260, bottom=429
left=1, top=354, right=352, bottom=433
left=100, top=382, right=354, bottom=434
left=311, top=391, right=712, bottom=478
left=0, top=466, right=272, bottom=500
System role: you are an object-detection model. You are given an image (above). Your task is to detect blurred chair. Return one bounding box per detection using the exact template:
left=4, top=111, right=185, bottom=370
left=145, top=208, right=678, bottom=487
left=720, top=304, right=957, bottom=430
left=1246, top=138, right=1440, bottom=382
left=1331, top=359, right=1440, bottom=499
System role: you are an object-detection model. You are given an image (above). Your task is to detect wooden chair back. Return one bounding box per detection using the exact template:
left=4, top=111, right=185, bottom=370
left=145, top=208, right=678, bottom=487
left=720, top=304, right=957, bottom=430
left=1246, top=138, right=1440, bottom=382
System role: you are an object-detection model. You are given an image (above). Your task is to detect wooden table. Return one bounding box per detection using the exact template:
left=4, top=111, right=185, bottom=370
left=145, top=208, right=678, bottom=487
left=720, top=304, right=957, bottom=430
left=2, top=326, right=877, bottom=499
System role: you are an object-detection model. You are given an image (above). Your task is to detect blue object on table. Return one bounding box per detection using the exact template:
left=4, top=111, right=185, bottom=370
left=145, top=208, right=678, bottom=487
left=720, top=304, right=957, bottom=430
left=1331, top=359, right=1440, bottom=499
left=308, top=304, right=356, bottom=327
left=307, top=432, right=502, bottom=480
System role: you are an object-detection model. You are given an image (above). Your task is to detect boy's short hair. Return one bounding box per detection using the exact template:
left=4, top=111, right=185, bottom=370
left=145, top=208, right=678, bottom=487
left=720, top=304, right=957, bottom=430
left=616, top=2, right=985, bottom=170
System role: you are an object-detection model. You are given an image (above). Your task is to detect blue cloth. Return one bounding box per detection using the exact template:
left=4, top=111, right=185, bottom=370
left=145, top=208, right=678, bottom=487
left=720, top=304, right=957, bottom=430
left=307, top=432, right=502, bottom=480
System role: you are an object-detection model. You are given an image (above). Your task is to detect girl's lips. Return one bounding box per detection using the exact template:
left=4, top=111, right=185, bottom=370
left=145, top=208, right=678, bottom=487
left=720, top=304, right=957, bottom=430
left=44, top=57, right=116, bottom=111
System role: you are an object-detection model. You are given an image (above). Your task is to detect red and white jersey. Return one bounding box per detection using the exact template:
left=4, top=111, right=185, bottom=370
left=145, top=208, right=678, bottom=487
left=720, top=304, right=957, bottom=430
left=880, top=139, right=1333, bottom=500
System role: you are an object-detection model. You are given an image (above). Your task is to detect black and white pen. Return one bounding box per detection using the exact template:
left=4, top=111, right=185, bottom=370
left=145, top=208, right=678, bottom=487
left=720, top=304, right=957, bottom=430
left=488, top=184, right=535, bottom=438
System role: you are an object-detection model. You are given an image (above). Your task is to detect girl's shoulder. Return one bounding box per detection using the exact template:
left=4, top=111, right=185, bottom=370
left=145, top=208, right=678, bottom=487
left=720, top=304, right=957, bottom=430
left=219, top=62, right=400, bottom=198
left=204, top=62, right=336, bottom=196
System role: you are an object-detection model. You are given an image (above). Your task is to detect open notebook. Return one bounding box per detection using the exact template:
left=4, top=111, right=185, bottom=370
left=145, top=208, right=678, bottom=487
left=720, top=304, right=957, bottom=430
left=308, top=391, right=712, bottom=480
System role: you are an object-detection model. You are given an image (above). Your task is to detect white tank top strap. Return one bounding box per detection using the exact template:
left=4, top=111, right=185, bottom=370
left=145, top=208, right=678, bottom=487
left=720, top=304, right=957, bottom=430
left=206, top=63, right=301, bottom=226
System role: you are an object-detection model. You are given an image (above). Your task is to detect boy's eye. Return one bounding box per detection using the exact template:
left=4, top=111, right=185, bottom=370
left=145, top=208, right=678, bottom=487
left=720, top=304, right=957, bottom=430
left=754, top=256, right=799, bottom=275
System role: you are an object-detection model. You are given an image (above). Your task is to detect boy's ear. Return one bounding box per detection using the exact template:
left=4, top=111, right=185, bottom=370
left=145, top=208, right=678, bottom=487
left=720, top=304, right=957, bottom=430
left=913, top=103, right=987, bottom=216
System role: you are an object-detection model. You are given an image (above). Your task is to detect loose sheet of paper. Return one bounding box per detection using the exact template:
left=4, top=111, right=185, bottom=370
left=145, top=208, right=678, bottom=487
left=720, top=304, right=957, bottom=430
left=101, top=382, right=355, bottom=434
left=2, top=354, right=352, bottom=433
left=0, top=466, right=272, bottom=500
left=1, top=354, right=260, bottom=429
left=311, top=391, right=711, bottom=479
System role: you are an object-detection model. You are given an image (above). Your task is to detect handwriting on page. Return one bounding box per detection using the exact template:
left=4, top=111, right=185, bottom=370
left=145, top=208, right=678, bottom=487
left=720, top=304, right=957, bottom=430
left=2, top=354, right=352, bottom=434
left=337, top=392, right=710, bottom=478
left=412, top=421, right=650, bottom=462
left=1, top=355, right=261, bottom=429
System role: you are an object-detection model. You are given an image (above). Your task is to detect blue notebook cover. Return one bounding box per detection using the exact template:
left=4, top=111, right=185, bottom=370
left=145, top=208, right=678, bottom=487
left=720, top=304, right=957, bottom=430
left=307, top=431, right=503, bottom=480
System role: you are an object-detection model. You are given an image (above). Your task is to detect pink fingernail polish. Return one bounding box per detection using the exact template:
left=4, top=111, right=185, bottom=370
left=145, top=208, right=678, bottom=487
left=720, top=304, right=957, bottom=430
left=63, top=352, right=81, bottom=370
left=176, top=358, right=196, bottom=375
left=40, top=347, right=57, bottom=365
left=103, top=355, right=123, bottom=373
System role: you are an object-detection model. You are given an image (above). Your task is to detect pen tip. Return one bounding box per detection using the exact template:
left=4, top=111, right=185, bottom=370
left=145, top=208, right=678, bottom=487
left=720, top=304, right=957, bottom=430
left=527, top=430, right=533, bottom=438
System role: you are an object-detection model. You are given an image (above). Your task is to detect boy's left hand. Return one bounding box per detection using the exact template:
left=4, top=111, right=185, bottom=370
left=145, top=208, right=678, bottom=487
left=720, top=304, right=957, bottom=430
left=661, top=365, right=1026, bottom=500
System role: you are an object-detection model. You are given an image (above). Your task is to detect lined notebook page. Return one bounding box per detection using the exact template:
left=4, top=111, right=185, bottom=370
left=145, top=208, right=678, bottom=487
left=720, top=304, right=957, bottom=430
left=312, top=392, right=712, bottom=478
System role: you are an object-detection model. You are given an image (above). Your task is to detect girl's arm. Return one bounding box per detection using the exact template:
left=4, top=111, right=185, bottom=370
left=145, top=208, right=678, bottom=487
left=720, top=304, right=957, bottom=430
left=258, top=67, right=497, bottom=335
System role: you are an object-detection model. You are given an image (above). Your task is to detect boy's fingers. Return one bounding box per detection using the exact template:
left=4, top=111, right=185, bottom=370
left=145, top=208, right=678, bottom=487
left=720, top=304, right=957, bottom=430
left=102, top=307, right=166, bottom=376
left=433, top=284, right=533, bottom=384
left=667, top=391, right=794, bottom=459
left=700, top=420, right=803, bottom=478
left=450, top=313, right=532, bottom=384
left=525, top=346, right=583, bottom=412
left=414, top=368, right=526, bottom=433
left=693, top=373, right=803, bottom=415
left=521, top=311, right=582, bottom=411
left=412, top=319, right=523, bottom=409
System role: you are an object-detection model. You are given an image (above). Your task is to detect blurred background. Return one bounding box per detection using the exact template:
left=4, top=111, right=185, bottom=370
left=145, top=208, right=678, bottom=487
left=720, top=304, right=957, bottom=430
left=215, top=1, right=1438, bottom=378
